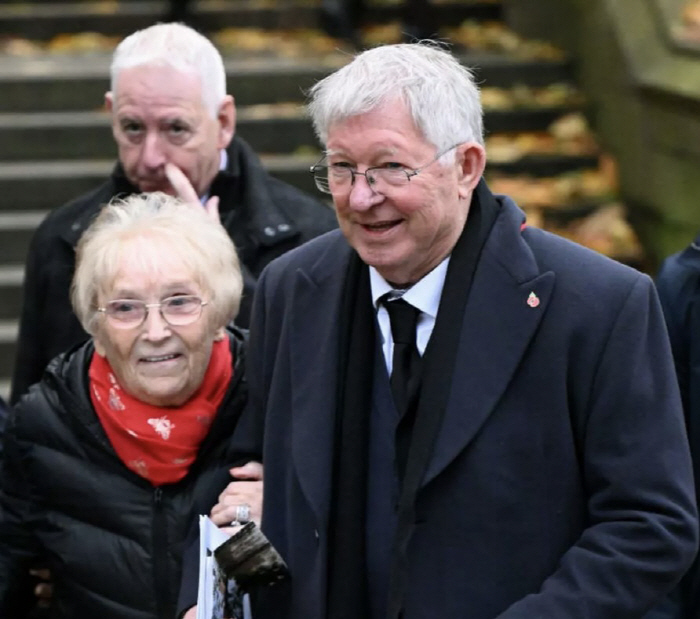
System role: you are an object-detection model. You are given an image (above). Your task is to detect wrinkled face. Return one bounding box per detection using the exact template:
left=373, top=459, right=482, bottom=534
left=106, top=64, right=234, bottom=196
left=327, top=101, right=477, bottom=285
left=93, top=240, right=224, bottom=407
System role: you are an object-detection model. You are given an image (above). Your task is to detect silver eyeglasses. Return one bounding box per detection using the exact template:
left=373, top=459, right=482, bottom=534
left=97, top=295, right=208, bottom=329
left=310, top=144, right=460, bottom=196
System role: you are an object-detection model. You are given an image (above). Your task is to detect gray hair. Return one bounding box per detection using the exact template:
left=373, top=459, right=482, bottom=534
left=72, top=192, right=243, bottom=334
left=110, top=22, right=227, bottom=118
left=307, top=42, right=484, bottom=156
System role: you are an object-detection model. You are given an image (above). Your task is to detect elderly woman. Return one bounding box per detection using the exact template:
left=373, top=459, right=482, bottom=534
left=0, top=192, right=261, bottom=619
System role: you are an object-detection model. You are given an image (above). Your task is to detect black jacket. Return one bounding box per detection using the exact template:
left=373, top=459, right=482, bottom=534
left=0, top=330, right=250, bottom=619
left=656, top=237, right=700, bottom=619
left=10, top=136, right=337, bottom=403
left=0, top=395, right=6, bottom=460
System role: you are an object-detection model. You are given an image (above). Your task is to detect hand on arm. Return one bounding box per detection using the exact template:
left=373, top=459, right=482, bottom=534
left=29, top=568, right=52, bottom=606
left=210, top=461, right=263, bottom=532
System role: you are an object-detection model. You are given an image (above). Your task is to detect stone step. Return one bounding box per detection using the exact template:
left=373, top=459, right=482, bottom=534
left=0, top=52, right=573, bottom=112
left=486, top=154, right=600, bottom=177
left=0, top=265, right=24, bottom=321
left=0, top=211, right=44, bottom=264
left=0, top=105, right=580, bottom=161
left=0, top=160, right=114, bottom=212
left=0, top=0, right=501, bottom=40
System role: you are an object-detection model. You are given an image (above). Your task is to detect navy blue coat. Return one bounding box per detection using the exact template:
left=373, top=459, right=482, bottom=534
left=247, top=194, right=698, bottom=619
left=656, top=237, right=700, bottom=617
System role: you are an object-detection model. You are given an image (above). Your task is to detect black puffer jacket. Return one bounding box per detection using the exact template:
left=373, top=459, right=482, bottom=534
left=0, top=330, right=250, bottom=619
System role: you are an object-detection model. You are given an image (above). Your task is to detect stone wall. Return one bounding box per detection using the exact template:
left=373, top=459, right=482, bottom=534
left=503, top=0, right=700, bottom=269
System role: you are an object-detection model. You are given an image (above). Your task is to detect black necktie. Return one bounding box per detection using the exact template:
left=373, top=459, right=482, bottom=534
left=384, top=297, right=422, bottom=483
left=384, top=298, right=421, bottom=415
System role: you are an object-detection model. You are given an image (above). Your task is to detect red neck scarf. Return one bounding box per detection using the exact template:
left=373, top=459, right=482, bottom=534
left=89, top=338, right=232, bottom=485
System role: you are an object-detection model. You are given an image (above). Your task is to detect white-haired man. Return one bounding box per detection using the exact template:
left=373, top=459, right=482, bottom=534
left=187, top=42, right=698, bottom=619
left=11, top=22, right=336, bottom=404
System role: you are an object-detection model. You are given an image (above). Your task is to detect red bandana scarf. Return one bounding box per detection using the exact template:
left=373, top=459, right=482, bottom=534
left=89, top=338, right=232, bottom=485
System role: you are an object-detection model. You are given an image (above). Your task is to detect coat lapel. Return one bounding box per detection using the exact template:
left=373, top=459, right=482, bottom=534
left=279, top=209, right=555, bottom=506
left=424, top=204, right=555, bottom=485
left=288, top=234, right=351, bottom=525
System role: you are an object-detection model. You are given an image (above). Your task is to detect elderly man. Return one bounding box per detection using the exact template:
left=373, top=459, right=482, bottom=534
left=10, top=22, right=336, bottom=404
left=193, top=43, right=699, bottom=619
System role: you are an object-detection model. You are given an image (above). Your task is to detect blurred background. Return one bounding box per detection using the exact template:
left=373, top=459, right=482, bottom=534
left=0, top=0, right=698, bottom=400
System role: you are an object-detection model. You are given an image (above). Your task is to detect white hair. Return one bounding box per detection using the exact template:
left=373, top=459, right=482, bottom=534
left=72, top=192, right=243, bottom=334
left=307, top=42, right=484, bottom=158
left=110, top=22, right=227, bottom=118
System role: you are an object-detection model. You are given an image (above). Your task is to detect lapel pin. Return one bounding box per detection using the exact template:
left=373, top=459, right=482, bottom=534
left=527, top=292, right=540, bottom=308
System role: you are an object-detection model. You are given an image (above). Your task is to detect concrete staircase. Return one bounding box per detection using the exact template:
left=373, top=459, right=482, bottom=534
left=0, top=0, right=629, bottom=400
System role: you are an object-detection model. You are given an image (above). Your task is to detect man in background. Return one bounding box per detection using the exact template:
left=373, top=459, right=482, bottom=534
left=10, top=22, right=336, bottom=404
left=656, top=239, right=700, bottom=618
left=0, top=395, right=6, bottom=458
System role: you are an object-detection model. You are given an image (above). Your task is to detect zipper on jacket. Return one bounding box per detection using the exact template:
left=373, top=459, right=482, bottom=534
left=152, top=486, right=174, bottom=619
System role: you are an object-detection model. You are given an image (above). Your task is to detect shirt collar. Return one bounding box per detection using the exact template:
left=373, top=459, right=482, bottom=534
left=369, top=256, right=450, bottom=320
left=199, top=149, right=228, bottom=205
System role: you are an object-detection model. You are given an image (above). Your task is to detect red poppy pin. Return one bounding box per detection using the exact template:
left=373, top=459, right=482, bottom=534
left=527, top=292, right=540, bottom=308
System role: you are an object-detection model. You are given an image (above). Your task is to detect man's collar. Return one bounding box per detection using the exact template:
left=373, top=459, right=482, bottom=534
left=370, top=257, right=450, bottom=320
left=199, top=149, right=228, bottom=204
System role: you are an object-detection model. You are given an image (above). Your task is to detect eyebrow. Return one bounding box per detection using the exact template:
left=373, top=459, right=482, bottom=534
left=325, top=146, right=400, bottom=157
left=110, top=281, right=199, bottom=298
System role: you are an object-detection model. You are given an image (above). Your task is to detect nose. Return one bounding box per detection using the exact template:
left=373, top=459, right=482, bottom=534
left=140, top=131, right=167, bottom=171
left=141, top=306, right=171, bottom=342
left=347, top=172, right=383, bottom=212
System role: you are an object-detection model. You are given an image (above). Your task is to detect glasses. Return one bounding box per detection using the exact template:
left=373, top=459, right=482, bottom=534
left=310, top=144, right=460, bottom=196
left=97, top=295, right=208, bottom=329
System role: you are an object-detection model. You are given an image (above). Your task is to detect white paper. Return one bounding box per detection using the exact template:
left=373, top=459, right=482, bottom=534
left=195, top=516, right=252, bottom=619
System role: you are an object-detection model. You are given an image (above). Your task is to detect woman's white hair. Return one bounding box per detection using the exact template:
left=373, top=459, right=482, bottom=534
left=71, top=192, right=243, bottom=334
left=307, top=42, right=484, bottom=158
left=110, top=22, right=227, bottom=118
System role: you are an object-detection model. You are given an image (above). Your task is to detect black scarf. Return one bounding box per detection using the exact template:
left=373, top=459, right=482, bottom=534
left=326, top=180, right=501, bottom=619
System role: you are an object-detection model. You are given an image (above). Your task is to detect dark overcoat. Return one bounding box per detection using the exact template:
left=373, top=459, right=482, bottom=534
left=247, top=194, right=698, bottom=619
left=656, top=238, right=700, bottom=617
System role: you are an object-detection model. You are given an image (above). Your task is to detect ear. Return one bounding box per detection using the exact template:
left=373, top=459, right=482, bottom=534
left=217, top=95, right=236, bottom=150
left=455, top=142, right=486, bottom=201
left=105, top=92, right=120, bottom=140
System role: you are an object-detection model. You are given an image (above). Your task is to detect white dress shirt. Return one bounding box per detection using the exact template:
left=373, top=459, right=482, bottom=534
left=370, top=257, right=450, bottom=373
